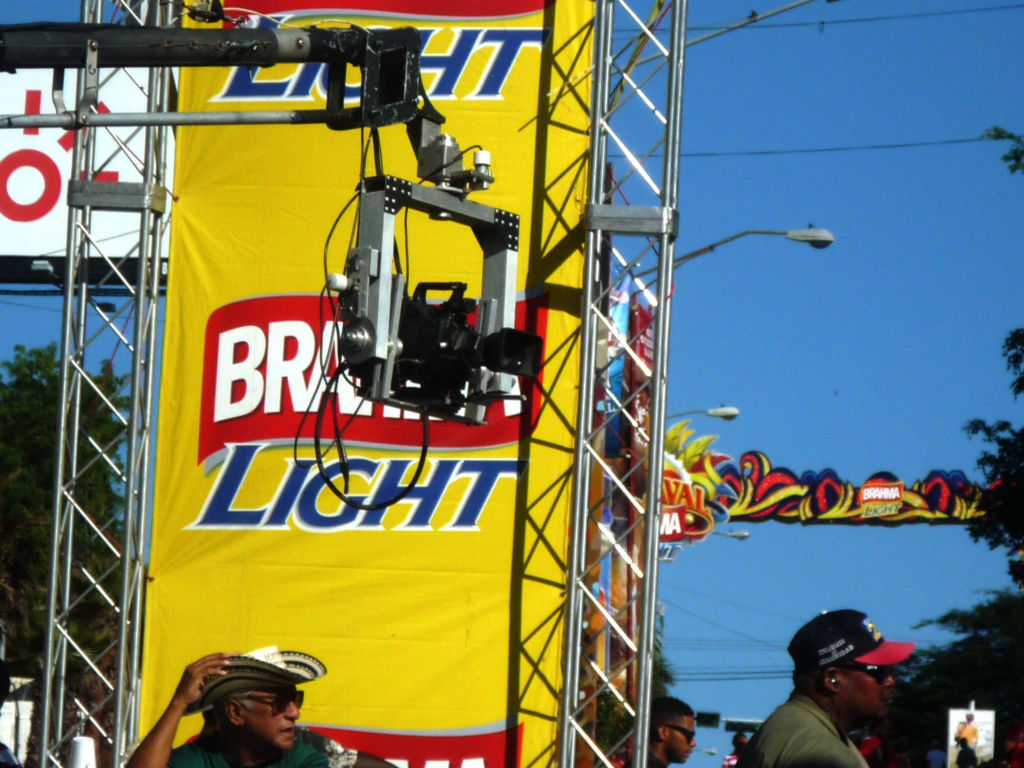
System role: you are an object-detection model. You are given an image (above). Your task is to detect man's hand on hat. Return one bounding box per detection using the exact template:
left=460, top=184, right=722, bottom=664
left=172, top=653, right=234, bottom=710
left=126, top=654, right=238, bottom=768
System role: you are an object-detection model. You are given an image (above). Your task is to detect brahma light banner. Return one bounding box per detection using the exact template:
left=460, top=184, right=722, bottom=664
left=143, top=2, right=593, bottom=767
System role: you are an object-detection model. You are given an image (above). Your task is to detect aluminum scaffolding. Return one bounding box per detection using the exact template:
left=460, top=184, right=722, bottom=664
left=559, top=0, right=689, bottom=767
left=37, top=1, right=173, bottom=766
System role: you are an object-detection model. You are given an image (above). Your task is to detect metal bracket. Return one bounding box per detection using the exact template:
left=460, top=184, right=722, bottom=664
left=77, top=40, right=99, bottom=126
left=67, top=181, right=168, bottom=214
left=51, top=68, right=68, bottom=115
left=586, top=203, right=678, bottom=239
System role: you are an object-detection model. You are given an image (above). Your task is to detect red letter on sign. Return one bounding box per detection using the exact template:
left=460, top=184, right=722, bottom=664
left=0, top=149, right=62, bottom=222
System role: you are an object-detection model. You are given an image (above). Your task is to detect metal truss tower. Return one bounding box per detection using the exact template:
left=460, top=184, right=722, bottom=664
left=38, top=1, right=173, bottom=766
left=559, top=0, right=689, bottom=766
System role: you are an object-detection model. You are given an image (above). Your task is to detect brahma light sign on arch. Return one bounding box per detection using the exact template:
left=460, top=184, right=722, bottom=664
left=144, top=1, right=592, bottom=766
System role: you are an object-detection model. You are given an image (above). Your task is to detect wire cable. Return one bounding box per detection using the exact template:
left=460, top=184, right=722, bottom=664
left=607, top=135, right=993, bottom=162
left=295, top=129, right=435, bottom=512
left=690, top=2, right=1024, bottom=31
left=682, top=136, right=988, bottom=158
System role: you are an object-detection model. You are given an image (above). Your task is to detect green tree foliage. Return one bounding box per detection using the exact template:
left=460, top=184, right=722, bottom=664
left=984, top=127, right=1024, bottom=175
left=594, top=635, right=677, bottom=755
left=888, top=590, right=1024, bottom=764
left=964, top=329, right=1024, bottom=586
left=0, top=343, right=125, bottom=677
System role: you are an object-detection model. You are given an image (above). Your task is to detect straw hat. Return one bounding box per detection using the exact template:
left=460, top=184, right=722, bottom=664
left=187, top=646, right=327, bottom=714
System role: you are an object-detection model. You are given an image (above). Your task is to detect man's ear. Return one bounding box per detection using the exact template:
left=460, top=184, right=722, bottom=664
left=822, top=667, right=841, bottom=693
left=224, top=699, right=247, bottom=726
left=651, top=724, right=666, bottom=744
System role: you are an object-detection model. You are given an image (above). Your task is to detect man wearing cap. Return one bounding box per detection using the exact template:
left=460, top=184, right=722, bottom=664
left=128, top=649, right=393, bottom=768
left=736, top=610, right=915, bottom=768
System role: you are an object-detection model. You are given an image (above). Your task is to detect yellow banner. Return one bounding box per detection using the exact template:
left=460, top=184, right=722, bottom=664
left=145, top=3, right=592, bottom=768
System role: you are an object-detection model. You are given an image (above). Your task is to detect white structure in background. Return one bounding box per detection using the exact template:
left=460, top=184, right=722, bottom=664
left=0, top=67, right=167, bottom=279
left=0, top=677, right=35, bottom=763
left=948, top=707, right=996, bottom=766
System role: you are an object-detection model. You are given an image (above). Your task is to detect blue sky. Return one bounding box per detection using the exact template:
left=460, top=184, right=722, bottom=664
left=2, top=0, right=1022, bottom=763
left=658, top=0, right=1022, bottom=759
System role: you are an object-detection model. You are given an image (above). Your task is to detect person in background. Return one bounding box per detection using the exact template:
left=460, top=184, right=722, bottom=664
left=631, top=696, right=698, bottom=768
left=1005, top=722, right=1024, bottom=768
left=858, top=719, right=900, bottom=768
left=722, top=733, right=749, bottom=768
left=957, top=738, right=978, bottom=768
left=925, top=740, right=947, bottom=768
left=956, top=716, right=980, bottom=751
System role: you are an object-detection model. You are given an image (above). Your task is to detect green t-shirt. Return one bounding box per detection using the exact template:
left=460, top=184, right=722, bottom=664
left=169, top=736, right=329, bottom=768
left=736, top=693, right=870, bottom=768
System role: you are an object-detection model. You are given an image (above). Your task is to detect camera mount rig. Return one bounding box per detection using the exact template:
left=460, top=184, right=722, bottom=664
left=0, top=20, right=541, bottom=423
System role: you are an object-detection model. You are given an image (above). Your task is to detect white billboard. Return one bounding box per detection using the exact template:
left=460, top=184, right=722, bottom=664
left=0, top=68, right=154, bottom=259
left=947, top=708, right=996, bottom=767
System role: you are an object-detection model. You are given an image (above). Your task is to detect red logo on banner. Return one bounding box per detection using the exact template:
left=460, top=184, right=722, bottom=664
left=660, top=469, right=711, bottom=542
left=314, top=722, right=522, bottom=768
left=857, top=480, right=904, bottom=518
left=858, top=481, right=903, bottom=505
left=198, top=294, right=546, bottom=463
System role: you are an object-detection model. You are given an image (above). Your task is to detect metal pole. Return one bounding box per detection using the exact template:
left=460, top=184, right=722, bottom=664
left=632, top=0, right=689, bottom=758
left=558, top=0, right=616, bottom=759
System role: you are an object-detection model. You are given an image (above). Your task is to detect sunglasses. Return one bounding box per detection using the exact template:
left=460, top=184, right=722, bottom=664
left=838, top=663, right=895, bottom=685
left=664, top=724, right=696, bottom=743
left=240, top=689, right=304, bottom=714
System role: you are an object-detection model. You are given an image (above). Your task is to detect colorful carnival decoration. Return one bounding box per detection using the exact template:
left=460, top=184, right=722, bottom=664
left=659, top=426, right=986, bottom=531
left=719, top=451, right=984, bottom=524
left=659, top=419, right=736, bottom=544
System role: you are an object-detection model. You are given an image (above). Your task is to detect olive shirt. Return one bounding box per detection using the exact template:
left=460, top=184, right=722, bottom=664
left=168, top=736, right=328, bottom=768
left=736, top=694, right=870, bottom=768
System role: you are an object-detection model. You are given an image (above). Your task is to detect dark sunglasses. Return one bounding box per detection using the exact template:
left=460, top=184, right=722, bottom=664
left=240, top=689, right=304, bottom=714
left=838, top=663, right=895, bottom=684
left=664, top=724, right=696, bottom=743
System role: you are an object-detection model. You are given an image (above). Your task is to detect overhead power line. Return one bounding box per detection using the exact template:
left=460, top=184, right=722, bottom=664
left=662, top=640, right=785, bottom=651
left=613, top=3, right=1024, bottom=40
left=672, top=671, right=793, bottom=681
left=682, top=136, right=987, bottom=158
left=0, top=297, right=63, bottom=309
left=661, top=598, right=786, bottom=649
left=690, top=3, right=1024, bottom=31
left=607, top=136, right=993, bottom=161
left=670, top=586, right=806, bottom=623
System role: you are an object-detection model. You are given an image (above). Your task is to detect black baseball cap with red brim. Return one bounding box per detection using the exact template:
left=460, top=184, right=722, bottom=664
left=788, top=609, right=915, bottom=671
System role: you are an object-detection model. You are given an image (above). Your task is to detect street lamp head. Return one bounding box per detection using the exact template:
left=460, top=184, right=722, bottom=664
left=667, top=406, right=740, bottom=422
left=785, top=227, right=835, bottom=249
left=704, top=406, right=740, bottom=421
left=712, top=529, right=751, bottom=540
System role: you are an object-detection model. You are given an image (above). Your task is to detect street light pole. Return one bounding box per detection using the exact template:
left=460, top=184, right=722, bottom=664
left=674, top=228, right=834, bottom=268
left=633, top=227, right=834, bottom=282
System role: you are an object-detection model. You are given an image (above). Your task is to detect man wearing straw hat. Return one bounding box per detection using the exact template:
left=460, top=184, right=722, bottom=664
left=128, top=647, right=393, bottom=768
